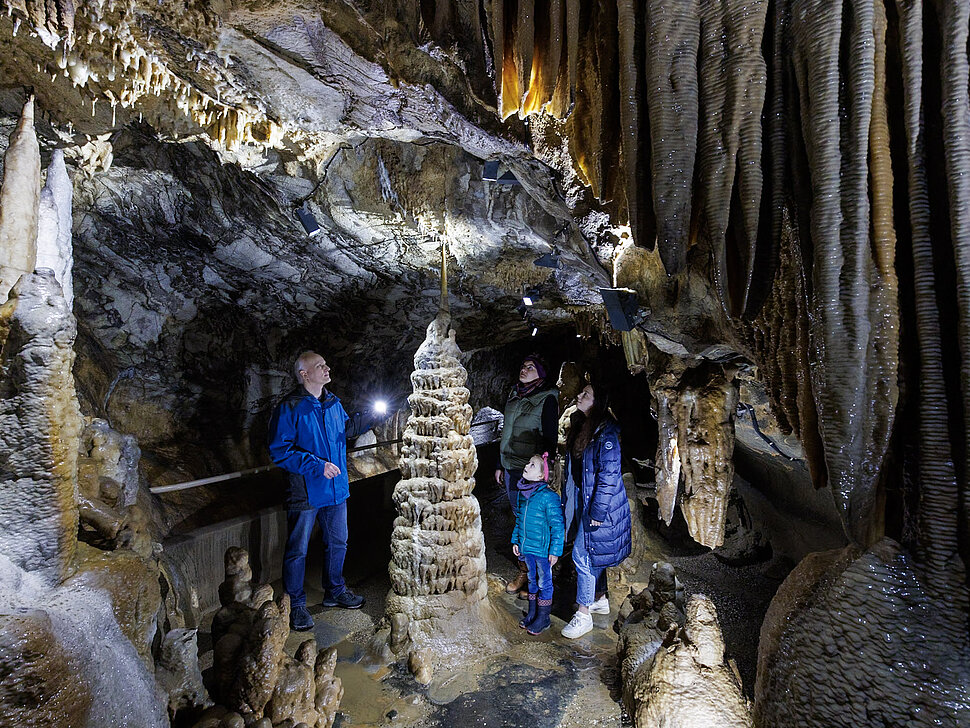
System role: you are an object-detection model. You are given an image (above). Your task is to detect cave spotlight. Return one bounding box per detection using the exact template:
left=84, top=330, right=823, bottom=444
left=531, top=326, right=538, bottom=337
left=296, top=204, right=322, bottom=237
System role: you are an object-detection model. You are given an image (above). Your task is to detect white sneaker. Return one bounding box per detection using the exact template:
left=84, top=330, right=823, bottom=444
left=589, top=595, right=610, bottom=615
left=561, top=610, right=594, bottom=639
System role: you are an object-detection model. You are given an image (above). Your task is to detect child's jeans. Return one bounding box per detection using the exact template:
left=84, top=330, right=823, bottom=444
left=571, top=519, right=603, bottom=608
left=523, top=553, right=554, bottom=600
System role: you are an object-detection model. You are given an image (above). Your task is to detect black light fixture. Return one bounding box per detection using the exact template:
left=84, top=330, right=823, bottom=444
left=599, top=287, right=641, bottom=331
left=483, top=160, right=522, bottom=186
left=533, top=249, right=561, bottom=269
left=296, top=205, right=322, bottom=237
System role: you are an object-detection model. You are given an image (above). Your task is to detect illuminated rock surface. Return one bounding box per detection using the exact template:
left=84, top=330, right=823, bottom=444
left=387, top=313, right=497, bottom=669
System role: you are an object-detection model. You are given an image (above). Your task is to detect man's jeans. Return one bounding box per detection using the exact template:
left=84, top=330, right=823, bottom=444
left=523, top=553, right=554, bottom=600
left=283, top=502, right=348, bottom=607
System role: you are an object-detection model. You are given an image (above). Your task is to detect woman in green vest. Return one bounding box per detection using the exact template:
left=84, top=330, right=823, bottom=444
left=495, top=354, right=559, bottom=595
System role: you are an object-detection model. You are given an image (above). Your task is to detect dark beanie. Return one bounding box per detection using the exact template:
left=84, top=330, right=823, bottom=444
left=522, top=354, right=547, bottom=380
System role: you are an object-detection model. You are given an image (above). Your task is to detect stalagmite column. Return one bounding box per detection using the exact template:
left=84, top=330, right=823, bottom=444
left=386, top=311, right=487, bottom=650
left=0, top=270, right=82, bottom=584
left=0, top=96, right=40, bottom=302
left=35, top=149, right=74, bottom=307
left=652, top=365, right=739, bottom=549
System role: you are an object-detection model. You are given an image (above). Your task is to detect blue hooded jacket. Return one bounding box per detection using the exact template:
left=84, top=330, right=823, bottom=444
left=268, top=387, right=363, bottom=509
left=563, top=418, right=632, bottom=569
left=512, top=482, right=566, bottom=558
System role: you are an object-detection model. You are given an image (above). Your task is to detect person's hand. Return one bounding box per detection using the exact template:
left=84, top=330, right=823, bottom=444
left=323, top=462, right=341, bottom=479
left=512, top=543, right=521, bottom=557
left=549, top=554, right=558, bottom=566
left=590, top=519, right=603, bottom=528
left=495, top=468, right=503, bottom=485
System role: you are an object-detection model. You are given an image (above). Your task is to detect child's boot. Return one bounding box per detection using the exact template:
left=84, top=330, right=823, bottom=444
left=527, top=598, right=553, bottom=635
left=519, top=593, right=538, bottom=628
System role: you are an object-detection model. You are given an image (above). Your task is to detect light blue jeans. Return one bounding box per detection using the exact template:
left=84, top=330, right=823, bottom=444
left=571, top=519, right=603, bottom=608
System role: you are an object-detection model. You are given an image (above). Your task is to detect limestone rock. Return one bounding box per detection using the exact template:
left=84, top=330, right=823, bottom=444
left=635, top=595, right=752, bottom=727
left=0, top=270, right=82, bottom=583
left=0, top=553, right=168, bottom=727
left=755, top=539, right=970, bottom=727
left=156, top=627, right=211, bottom=718
left=386, top=314, right=488, bottom=647
left=0, top=608, right=92, bottom=728
left=408, top=648, right=433, bottom=685
left=76, top=417, right=153, bottom=555
left=652, top=365, right=739, bottom=548
left=0, top=96, right=39, bottom=301
left=69, top=543, right=162, bottom=668
left=210, top=547, right=343, bottom=727
left=35, top=149, right=74, bottom=307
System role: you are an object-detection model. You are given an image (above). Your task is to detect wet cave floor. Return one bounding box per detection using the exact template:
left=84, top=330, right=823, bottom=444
left=195, top=464, right=788, bottom=727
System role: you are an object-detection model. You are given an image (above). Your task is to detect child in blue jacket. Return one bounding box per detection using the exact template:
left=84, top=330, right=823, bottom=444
left=512, top=452, right=566, bottom=635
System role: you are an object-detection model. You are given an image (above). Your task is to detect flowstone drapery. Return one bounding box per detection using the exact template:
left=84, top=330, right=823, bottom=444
left=386, top=312, right=489, bottom=662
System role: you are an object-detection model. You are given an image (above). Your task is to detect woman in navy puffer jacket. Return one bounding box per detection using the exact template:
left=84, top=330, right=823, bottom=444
left=561, top=382, right=631, bottom=639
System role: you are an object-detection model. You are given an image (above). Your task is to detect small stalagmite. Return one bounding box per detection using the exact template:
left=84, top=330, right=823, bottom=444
left=386, top=312, right=488, bottom=652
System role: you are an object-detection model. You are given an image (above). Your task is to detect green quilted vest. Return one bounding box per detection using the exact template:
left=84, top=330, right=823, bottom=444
left=499, top=386, right=559, bottom=470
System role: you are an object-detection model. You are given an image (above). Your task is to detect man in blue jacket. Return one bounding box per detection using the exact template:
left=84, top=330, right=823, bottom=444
left=268, top=350, right=371, bottom=631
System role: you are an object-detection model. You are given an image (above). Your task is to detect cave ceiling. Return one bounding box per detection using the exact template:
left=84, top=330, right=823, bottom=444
left=0, top=0, right=622, bottom=479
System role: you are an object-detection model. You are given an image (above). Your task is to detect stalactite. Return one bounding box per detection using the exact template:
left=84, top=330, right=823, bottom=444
left=696, top=0, right=768, bottom=316
left=893, top=0, right=959, bottom=576
left=927, top=0, right=969, bottom=572
left=514, top=0, right=534, bottom=116
left=617, top=0, right=651, bottom=250
left=790, top=0, right=896, bottom=545
left=738, top=208, right=826, bottom=485
left=538, top=0, right=561, bottom=108
left=643, top=0, right=699, bottom=275
left=865, top=0, right=899, bottom=546
left=651, top=365, right=739, bottom=549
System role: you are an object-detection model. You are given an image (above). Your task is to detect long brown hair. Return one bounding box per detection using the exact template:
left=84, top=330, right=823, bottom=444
left=567, top=382, right=611, bottom=457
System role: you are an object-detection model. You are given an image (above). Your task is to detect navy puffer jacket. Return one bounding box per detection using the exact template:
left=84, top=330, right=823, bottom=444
left=563, top=418, right=632, bottom=569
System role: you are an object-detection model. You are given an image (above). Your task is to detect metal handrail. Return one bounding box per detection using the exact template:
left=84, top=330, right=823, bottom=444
left=148, top=438, right=403, bottom=495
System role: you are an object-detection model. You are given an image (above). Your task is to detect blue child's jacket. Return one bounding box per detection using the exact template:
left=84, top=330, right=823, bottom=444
left=512, top=482, right=566, bottom=558
left=268, top=387, right=355, bottom=509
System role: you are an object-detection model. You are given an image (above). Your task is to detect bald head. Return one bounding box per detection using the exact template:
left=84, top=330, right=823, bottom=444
left=293, top=351, right=331, bottom=396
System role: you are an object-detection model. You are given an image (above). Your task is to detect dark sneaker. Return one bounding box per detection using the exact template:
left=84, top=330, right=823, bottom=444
left=290, top=605, right=314, bottom=631
left=321, top=590, right=365, bottom=609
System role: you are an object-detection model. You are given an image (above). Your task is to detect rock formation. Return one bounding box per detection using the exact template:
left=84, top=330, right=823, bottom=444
left=0, top=270, right=81, bottom=583
left=0, top=105, right=204, bottom=728
left=755, top=539, right=970, bottom=727
left=0, top=96, right=39, bottom=301
left=616, top=566, right=752, bottom=727
left=205, top=547, right=343, bottom=728
left=0, top=0, right=968, bottom=725
left=35, top=148, right=74, bottom=306
left=386, top=312, right=490, bottom=661
left=651, top=364, right=739, bottom=549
